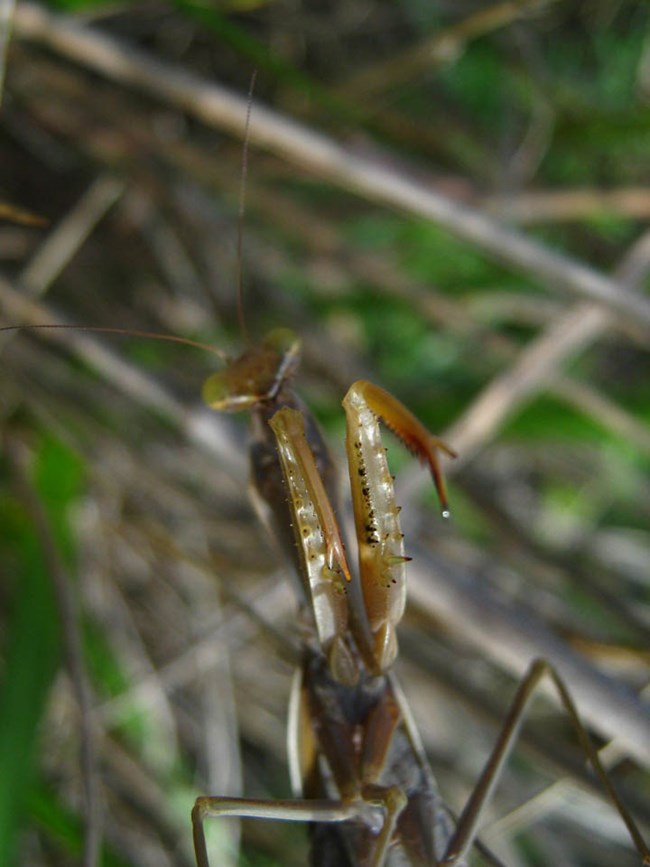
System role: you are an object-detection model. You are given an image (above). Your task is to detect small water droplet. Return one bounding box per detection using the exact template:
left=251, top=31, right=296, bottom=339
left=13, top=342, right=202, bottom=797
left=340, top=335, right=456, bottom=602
left=441, top=509, right=451, bottom=520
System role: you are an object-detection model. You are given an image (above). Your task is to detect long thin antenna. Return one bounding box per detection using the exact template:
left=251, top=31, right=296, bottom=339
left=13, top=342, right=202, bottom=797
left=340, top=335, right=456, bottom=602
left=0, top=324, right=229, bottom=361
left=236, top=70, right=257, bottom=346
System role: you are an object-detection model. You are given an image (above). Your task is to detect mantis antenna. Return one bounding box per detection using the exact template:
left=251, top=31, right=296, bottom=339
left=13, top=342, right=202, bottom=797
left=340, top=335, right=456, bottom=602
left=0, top=323, right=230, bottom=361
left=236, top=70, right=258, bottom=347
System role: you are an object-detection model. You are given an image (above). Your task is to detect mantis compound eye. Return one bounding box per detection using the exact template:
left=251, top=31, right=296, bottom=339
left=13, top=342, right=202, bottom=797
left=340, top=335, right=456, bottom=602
left=202, top=371, right=233, bottom=410
left=262, top=327, right=300, bottom=356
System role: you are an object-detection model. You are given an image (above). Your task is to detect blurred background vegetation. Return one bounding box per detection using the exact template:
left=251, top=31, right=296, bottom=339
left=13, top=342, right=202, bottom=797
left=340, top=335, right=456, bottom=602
left=1, top=0, right=650, bottom=865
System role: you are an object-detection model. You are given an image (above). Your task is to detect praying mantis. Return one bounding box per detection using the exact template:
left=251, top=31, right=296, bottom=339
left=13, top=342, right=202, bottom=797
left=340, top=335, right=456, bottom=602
left=2, top=239, right=650, bottom=866
left=1, top=167, right=650, bottom=867
left=2, top=304, right=650, bottom=864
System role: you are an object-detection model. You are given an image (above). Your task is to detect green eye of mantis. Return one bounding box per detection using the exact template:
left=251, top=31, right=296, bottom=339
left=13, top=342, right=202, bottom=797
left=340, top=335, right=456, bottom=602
left=202, top=372, right=231, bottom=408
left=262, top=327, right=300, bottom=356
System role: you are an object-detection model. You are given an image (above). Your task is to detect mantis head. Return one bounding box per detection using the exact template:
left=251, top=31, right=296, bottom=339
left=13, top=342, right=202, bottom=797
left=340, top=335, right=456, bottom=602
left=202, top=328, right=301, bottom=412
